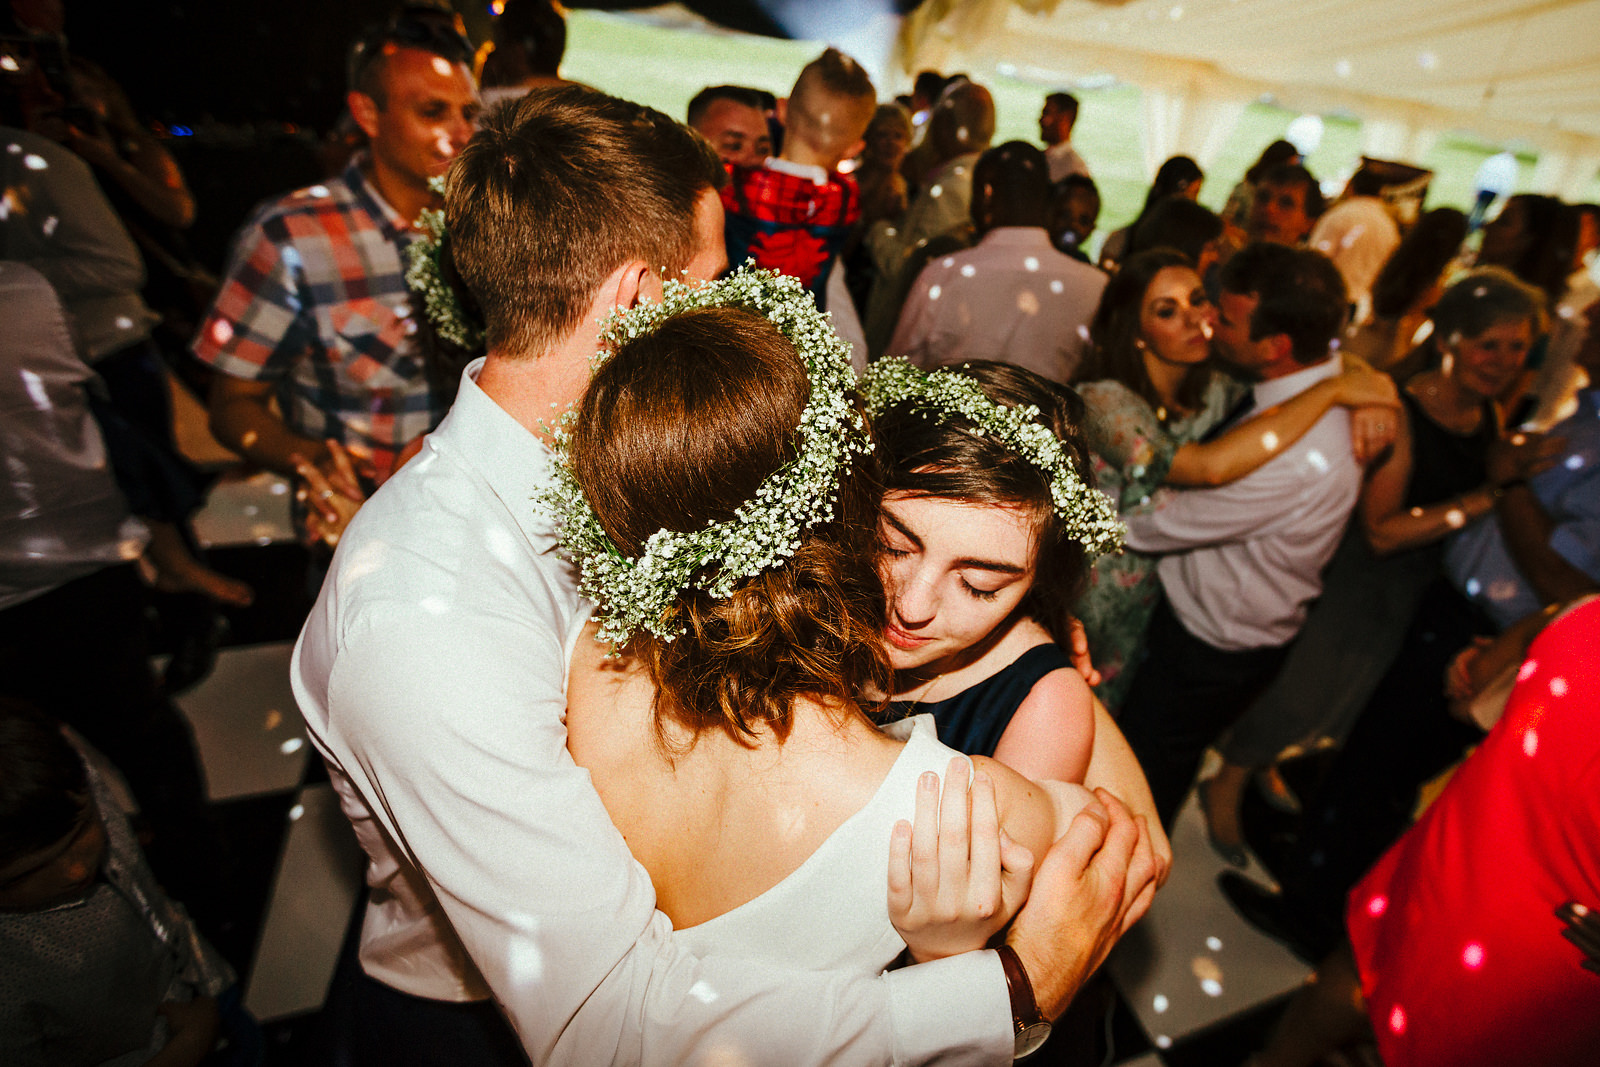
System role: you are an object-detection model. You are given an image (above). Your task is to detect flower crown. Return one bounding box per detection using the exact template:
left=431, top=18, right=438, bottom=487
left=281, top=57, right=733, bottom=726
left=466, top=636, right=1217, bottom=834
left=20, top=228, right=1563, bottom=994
left=538, top=265, right=871, bottom=647
left=858, top=357, right=1125, bottom=559
left=403, top=176, right=484, bottom=351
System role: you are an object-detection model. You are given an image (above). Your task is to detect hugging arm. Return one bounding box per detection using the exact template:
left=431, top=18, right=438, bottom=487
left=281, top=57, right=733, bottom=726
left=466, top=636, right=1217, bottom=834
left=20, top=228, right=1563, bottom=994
left=1167, top=366, right=1398, bottom=488
left=306, top=613, right=1015, bottom=1066
left=893, top=755, right=1159, bottom=1019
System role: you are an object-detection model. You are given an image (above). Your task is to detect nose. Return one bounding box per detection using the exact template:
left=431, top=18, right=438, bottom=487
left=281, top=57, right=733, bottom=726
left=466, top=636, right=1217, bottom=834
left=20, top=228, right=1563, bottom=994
left=892, top=564, right=940, bottom=628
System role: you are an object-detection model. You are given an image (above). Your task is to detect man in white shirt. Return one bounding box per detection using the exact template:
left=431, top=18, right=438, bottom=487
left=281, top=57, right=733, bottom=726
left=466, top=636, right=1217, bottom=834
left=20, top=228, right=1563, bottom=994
left=293, top=85, right=1156, bottom=1066
left=888, top=141, right=1106, bottom=384
left=1114, top=244, right=1363, bottom=828
left=1039, top=91, right=1091, bottom=185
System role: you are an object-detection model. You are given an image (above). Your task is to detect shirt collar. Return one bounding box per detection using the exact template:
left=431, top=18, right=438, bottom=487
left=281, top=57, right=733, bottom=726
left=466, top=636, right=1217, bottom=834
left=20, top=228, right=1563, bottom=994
left=763, top=156, right=831, bottom=187
left=344, top=157, right=415, bottom=246
left=436, top=358, right=561, bottom=550
left=977, top=226, right=1053, bottom=249
left=1253, top=353, right=1342, bottom=409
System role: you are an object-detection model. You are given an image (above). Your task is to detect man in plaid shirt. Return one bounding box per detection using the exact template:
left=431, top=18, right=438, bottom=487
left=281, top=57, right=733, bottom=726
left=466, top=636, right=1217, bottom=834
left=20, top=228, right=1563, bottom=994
left=194, top=7, right=478, bottom=544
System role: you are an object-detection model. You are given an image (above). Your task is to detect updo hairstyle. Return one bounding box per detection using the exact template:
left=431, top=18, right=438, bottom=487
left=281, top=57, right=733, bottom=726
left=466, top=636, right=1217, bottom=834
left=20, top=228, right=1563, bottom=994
left=568, top=305, right=890, bottom=745
left=871, top=360, right=1097, bottom=648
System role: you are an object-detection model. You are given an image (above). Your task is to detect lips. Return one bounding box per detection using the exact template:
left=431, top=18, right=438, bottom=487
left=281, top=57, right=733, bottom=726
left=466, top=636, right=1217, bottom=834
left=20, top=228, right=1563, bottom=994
left=885, top=623, right=931, bottom=651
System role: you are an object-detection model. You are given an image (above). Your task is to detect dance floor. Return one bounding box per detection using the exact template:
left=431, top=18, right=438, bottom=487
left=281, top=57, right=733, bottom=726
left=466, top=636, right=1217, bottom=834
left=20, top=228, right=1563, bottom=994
left=167, top=381, right=1311, bottom=1065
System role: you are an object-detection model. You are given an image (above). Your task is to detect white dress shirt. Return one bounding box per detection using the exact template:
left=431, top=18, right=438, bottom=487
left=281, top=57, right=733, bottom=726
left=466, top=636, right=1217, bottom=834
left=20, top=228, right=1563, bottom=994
left=887, top=227, right=1106, bottom=384
left=1044, top=142, right=1091, bottom=185
left=1123, top=356, right=1362, bottom=651
left=291, top=360, right=1011, bottom=1065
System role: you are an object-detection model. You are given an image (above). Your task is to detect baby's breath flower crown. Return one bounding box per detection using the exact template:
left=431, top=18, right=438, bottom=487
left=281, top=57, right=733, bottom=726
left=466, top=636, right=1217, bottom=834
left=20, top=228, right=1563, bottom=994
left=539, top=264, right=871, bottom=647
left=403, top=176, right=484, bottom=351
left=858, top=357, right=1125, bottom=559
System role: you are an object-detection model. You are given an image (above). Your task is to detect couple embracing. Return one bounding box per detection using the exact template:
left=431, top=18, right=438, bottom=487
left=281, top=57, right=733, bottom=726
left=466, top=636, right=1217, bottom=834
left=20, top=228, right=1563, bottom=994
left=292, top=86, right=1164, bottom=1065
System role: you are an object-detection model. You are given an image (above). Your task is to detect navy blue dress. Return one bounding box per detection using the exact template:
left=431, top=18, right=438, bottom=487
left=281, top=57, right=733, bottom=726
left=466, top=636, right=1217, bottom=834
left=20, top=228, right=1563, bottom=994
left=886, top=644, right=1073, bottom=758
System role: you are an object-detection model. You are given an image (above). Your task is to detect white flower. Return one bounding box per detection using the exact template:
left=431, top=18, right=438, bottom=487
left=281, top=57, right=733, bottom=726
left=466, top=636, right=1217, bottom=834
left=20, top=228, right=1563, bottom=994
left=536, top=265, right=871, bottom=646
left=858, top=358, right=1125, bottom=558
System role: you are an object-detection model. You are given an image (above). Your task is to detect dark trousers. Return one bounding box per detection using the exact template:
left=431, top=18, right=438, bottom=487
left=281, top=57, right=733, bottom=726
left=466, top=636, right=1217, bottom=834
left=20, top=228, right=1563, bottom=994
left=326, top=940, right=531, bottom=1067
left=0, top=564, right=223, bottom=911
left=1118, top=599, right=1293, bottom=829
left=1273, top=579, right=1491, bottom=943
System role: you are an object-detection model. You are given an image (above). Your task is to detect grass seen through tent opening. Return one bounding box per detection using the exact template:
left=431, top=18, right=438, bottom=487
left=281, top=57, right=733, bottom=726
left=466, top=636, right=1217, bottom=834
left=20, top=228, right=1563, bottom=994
left=560, top=9, right=1600, bottom=260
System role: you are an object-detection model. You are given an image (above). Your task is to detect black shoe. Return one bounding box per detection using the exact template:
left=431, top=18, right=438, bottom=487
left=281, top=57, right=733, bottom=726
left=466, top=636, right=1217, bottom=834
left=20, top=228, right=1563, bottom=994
left=1217, top=871, right=1329, bottom=965
left=1238, top=780, right=1298, bottom=881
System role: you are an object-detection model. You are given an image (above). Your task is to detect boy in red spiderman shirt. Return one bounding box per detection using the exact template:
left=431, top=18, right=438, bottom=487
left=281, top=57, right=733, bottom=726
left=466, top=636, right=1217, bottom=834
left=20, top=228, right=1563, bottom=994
left=721, top=49, right=876, bottom=315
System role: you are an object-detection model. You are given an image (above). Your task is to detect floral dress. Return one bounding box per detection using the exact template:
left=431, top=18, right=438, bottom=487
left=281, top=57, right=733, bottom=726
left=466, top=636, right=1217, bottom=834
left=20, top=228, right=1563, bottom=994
left=1074, top=376, right=1241, bottom=711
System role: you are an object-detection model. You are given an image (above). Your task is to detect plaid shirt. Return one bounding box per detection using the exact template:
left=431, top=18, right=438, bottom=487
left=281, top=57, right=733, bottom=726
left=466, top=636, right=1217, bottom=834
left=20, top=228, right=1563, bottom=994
left=722, top=161, right=858, bottom=307
left=193, top=160, right=445, bottom=487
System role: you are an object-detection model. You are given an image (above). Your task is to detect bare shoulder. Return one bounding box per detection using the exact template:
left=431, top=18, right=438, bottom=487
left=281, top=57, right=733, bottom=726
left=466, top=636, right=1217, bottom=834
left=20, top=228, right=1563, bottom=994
left=565, top=621, right=655, bottom=769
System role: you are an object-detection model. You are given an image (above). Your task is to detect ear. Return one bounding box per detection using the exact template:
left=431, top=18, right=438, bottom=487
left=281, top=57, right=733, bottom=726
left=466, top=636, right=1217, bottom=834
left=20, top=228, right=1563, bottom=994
left=1268, top=332, right=1295, bottom=363
left=776, top=97, right=789, bottom=125
left=348, top=91, right=381, bottom=141
left=594, top=259, right=657, bottom=320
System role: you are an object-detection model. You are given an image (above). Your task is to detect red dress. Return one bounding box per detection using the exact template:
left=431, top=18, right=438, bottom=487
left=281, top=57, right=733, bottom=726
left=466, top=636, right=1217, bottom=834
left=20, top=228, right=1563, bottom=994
left=1347, top=598, right=1600, bottom=1066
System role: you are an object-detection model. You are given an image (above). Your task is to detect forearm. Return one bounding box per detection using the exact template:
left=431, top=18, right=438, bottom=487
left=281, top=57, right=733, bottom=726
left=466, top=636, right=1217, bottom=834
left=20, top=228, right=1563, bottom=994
left=1367, top=485, right=1498, bottom=556
left=92, top=141, right=196, bottom=229
left=1495, top=485, right=1600, bottom=603
left=207, top=384, right=326, bottom=476
left=1081, top=700, right=1156, bottom=827
left=1168, top=378, right=1340, bottom=487
left=1081, top=699, right=1169, bottom=882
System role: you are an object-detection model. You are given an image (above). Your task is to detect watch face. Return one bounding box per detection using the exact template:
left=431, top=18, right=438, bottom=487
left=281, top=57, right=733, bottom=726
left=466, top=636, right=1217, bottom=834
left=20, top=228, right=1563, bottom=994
left=1014, top=1020, right=1052, bottom=1059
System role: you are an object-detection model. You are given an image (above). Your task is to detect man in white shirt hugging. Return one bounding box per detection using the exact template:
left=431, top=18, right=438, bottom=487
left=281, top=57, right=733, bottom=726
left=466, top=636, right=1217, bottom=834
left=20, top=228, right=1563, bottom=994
left=1116, top=244, right=1363, bottom=829
left=293, top=85, right=1154, bottom=1066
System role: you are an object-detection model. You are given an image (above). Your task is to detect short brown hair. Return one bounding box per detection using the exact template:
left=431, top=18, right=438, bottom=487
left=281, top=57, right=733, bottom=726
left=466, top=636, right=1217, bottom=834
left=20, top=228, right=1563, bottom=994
left=569, top=306, right=890, bottom=746
left=445, top=85, right=725, bottom=359
left=1220, top=243, right=1347, bottom=364
left=1431, top=266, right=1548, bottom=344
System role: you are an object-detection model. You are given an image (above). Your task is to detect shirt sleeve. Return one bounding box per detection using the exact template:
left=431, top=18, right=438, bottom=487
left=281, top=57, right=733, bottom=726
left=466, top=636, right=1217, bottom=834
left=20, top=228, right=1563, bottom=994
left=16, top=146, right=145, bottom=301
left=192, top=212, right=316, bottom=382
left=1122, top=447, right=1299, bottom=554
left=310, top=602, right=1013, bottom=1067
left=887, top=261, right=943, bottom=365
left=1548, top=469, right=1600, bottom=582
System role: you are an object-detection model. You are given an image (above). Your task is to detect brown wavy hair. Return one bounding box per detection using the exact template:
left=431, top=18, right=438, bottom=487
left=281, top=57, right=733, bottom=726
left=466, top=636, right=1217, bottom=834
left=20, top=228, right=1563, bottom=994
left=870, top=361, right=1097, bottom=649
left=568, top=306, right=891, bottom=748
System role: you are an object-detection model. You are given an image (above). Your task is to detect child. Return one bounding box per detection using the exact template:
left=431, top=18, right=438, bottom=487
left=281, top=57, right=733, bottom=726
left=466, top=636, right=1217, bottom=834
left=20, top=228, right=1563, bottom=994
left=0, top=700, right=234, bottom=1067
left=720, top=48, right=877, bottom=319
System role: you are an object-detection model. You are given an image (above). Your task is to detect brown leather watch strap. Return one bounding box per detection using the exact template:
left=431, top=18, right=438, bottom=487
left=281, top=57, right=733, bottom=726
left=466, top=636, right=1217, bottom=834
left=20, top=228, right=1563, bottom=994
left=996, top=944, right=1043, bottom=1029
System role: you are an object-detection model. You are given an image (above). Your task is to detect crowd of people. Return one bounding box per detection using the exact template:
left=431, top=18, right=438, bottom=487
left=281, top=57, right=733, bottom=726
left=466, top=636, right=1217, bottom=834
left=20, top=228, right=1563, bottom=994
left=3, top=0, right=1599, bottom=1064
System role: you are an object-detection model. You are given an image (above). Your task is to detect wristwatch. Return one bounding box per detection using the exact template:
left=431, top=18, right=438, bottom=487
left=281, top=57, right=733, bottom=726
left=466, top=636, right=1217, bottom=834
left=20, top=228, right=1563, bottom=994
left=996, top=944, right=1052, bottom=1059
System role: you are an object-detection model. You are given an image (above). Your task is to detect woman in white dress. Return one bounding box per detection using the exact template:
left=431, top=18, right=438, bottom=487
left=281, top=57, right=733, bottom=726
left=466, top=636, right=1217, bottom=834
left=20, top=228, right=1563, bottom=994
left=555, top=271, right=1129, bottom=970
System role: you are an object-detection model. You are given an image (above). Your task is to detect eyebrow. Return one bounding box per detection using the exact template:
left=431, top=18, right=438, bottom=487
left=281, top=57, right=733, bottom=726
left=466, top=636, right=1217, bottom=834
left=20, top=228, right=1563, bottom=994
left=882, top=508, right=1030, bottom=575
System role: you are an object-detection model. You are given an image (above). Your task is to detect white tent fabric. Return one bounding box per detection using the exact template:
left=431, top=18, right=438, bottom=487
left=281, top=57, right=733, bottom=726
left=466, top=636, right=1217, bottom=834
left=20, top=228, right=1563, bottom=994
left=895, top=0, right=1600, bottom=198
